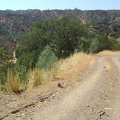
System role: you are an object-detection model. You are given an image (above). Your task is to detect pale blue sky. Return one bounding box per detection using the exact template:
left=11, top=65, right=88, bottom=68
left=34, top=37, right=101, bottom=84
left=0, top=0, right=119, bottom=10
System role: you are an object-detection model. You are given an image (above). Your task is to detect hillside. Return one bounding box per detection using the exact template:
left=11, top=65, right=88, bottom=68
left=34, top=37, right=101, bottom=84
left=0, top=9, right=120, bottom=42
left=0, top=9, right=120, bottom=64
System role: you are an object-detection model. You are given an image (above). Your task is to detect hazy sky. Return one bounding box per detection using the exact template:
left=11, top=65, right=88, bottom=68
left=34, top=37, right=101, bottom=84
left=0, top=0, right=119, bottom=10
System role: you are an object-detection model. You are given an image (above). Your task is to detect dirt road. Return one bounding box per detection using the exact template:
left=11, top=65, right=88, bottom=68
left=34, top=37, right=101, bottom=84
left=0, top=56, right=120, bottom=120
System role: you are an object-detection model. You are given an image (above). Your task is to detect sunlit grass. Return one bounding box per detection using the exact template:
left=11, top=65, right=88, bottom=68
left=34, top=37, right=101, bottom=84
left=56, top=52, right=95, bottom=85
left=97, top=50, right=120, bottom=56
left=27, top=68, right=55, bottom=90
left=6, top=68, right=21, bottom=93
left=2, top=52, right=95, bottom=93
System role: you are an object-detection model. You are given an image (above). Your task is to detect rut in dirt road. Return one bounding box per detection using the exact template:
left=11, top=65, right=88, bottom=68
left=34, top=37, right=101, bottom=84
left=2, top=56, right=120, bottom=120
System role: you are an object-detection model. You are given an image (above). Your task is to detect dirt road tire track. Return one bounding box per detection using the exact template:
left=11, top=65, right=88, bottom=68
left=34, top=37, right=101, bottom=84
left=1, top=56, right=120, bottom=120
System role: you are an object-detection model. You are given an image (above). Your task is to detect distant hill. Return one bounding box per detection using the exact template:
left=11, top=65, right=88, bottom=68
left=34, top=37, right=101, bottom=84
left=0, top=9, right=120, bottom=50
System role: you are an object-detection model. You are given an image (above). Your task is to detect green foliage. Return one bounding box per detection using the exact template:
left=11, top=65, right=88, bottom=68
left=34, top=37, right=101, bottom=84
left=17, top=31, right=45, bottom=69
left=76, top=37, right=91, bottom=53
left=0, top=46, right=10, bottom=87
left=89, top=19, right=110, bottom=37
left=108, top=37, right=120, bottom=50
left=54, top=16, right=87, bottom=58
left=17, top=16, right=87, bottom=69
left=0, top=46, right=9, bottom=62
left=11, top=64, right=27, bottom=82
left=0, top=65, right=7, bottom=85
left=0, top=61, right=27, bottom=90
left=36, top=45, right=58, bottom=70
left=90, top=35, right=113, bottom=53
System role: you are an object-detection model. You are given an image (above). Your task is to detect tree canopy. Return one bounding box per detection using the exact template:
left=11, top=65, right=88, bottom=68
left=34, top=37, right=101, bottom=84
left=17, top=16, right=87, bottom=69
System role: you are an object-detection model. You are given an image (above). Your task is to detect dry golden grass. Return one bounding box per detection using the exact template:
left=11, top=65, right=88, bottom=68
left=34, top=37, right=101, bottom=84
left=3, top=51, right=119, bottom=94
left=27, top=68, right=55, bottom=90
left=97, top=50, right=120, bottom=56
left=4, top=52, right=95, bottom=93
left=56, top=53, right=95, bottom=85
left=6, top=69, right=21, bottom=93
left=27, top=52, right=95, bottom=89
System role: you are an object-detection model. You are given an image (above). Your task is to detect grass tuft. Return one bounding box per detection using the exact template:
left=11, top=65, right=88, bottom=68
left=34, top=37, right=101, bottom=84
left=97, top=50, right=120, bottom=56
left=6, top=68, right=20, bottom=93
left=1, top=52, right=95, bottom=93
left=27, top=68, right=55, bottom=90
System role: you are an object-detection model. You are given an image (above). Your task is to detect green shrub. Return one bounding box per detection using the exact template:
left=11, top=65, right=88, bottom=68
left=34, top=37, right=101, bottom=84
left=76, top=37, right=91, bottom=53
left=11, top=64, right=27, bottom=83
left=36, top=45, right=58, bottom=70
left=89, top=35, right=111, bottom=53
